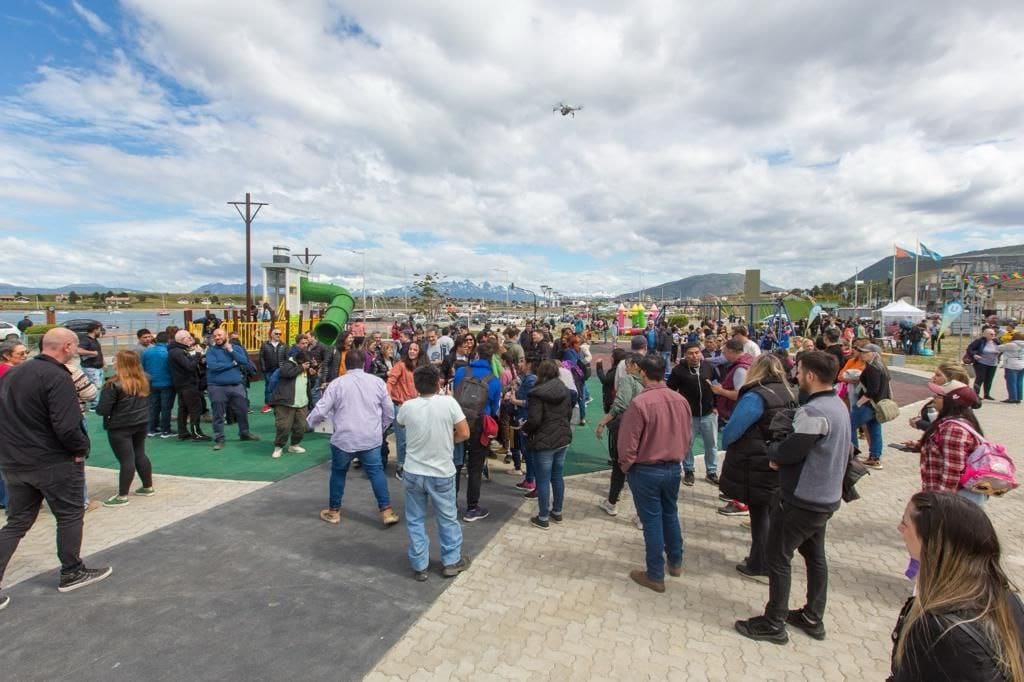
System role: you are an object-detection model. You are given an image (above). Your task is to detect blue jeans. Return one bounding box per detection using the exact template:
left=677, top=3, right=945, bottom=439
left=533, top=447, right=567, bottom=521
left=958, top=487, right=988, bottom=507
left=208, top=383, right=251, bottom=442
left=1006, top=368, right=1023, bottom=402
left=82, top=367, right=104, bottom=409
left=684, top=413, right=718, bottom=475
left=627, top=462, right=683, bottom=581
left=402, top=472, right=462, bottom=571
left=660, top=351, right=672, bottom=377
left=518, top=431, right=535, bottom=483
left=850, top=402, right=882, bottom=458
left=393, top=408, right=407, bottom=466
left=148, top=386, right=175, bottom=434
left=328, top=445, right=391, bottom=510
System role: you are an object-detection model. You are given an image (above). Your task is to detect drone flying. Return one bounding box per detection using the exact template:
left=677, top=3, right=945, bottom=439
left=553, top=102, right=583, bottom=118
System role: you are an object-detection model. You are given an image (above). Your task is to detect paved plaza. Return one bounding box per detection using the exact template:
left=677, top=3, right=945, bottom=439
left=1, top=367, right=1021, bottom=681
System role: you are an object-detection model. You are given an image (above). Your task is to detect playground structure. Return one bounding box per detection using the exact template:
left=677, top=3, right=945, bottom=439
left=185, top=246, right=355, bottom=352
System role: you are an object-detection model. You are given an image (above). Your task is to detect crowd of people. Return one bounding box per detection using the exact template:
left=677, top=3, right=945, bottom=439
left=0, top=307, right=1022, bottom=680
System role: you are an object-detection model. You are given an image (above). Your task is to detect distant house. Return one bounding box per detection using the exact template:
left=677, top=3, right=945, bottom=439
left=105, top=296, right=132, bottom=304
left=0, top=294, right=16, bottom=302
left=54, top=294, right=69, bottom=302
left=13, top=296, right=30, bottom=303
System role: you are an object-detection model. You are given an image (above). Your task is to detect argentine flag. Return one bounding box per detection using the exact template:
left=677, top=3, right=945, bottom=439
left=919, top=243, right=942, bottom=261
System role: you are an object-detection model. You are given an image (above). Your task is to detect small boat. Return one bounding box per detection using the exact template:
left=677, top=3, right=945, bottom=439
left=157, top=296, right=170, bottom=316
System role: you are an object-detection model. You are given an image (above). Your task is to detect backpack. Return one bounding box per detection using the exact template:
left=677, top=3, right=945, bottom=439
left=954, top=420, right=1017, bottom=496
left=455, top=371, right=494, bottom=426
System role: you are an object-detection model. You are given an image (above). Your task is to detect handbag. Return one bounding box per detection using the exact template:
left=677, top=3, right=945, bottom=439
left=871, top=398, right=900, bottom=424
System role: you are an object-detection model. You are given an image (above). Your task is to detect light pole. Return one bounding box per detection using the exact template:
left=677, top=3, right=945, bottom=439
left=495, top=268, right=510, bottom=310
left=511, top=283, right=538, bottom=321
left=953, top=260, right=971, bottom=359
left=343, top=248, right=367, bottom=314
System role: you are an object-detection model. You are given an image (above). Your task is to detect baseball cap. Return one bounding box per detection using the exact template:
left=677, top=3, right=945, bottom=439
left=927, top=380, right=979, bottom=406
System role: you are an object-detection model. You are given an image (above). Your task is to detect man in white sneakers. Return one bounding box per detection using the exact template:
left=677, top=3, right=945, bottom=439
left=396, top=365, right=472, bottom=581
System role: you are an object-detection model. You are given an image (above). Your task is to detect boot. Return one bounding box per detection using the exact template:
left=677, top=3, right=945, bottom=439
left=191, top=426, right=212, bottom=442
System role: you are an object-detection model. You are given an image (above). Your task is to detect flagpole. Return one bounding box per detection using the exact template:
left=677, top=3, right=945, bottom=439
left=914, top=239, right=920, bottom=307
left=891, top=244, right=896, bottom=302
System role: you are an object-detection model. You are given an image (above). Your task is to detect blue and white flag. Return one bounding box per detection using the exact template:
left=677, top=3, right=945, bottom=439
left=918, top=243, right=942, bottom=261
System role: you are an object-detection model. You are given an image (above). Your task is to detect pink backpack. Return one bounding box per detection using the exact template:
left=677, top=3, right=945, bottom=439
left=954, top=421, right=1018, bottom=496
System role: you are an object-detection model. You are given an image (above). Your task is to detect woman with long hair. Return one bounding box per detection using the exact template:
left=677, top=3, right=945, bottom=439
left=96, top=351, right=155, bottom=506
left=387, top=341, right=425, bottom=479
left=524, top=359, right=573, bottom=530
left=719, top=354, right=797, bottom=579
left=918, top=380, right=986, bottom=505
left=890, top=492, right=1024, bottom=681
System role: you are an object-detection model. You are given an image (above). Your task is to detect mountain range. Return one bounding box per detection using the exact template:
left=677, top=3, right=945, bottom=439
left=618, top=273, right=783, bottom=300
left=0, top=283, right=128, bottom=295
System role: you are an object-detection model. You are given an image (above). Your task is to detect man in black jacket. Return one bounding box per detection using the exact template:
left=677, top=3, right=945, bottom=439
left=258, top=328, right=289, bottom=413
left=0, top=328, right=112, bottom=606
left=168, top=330, right=210, bottom=441
left=667, top=343, right=719, bottom=486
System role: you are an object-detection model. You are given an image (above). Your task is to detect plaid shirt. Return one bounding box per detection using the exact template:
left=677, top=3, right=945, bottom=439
left=919, top=420, right=977, bottom=492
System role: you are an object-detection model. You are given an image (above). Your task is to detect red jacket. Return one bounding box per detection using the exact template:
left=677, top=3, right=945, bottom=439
left=715, top=354, right=753, bottom=420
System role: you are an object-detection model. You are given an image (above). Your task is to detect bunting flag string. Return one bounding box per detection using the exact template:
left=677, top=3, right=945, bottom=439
left=961, top=272, right=1024, bottom=286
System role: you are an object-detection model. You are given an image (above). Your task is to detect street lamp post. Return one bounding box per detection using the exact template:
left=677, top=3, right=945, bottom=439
left=343, top=248, right=367, bottom=314
left=511, top=283, right=538, bottom=321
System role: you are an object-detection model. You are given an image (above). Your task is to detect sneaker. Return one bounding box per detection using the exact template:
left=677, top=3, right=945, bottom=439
left=735, top=562, right=769, bottom=583
left=319, top=508, right=341, bottom=524
left=260, top=405, right=273, bottom=414
left=705, top=473, right=720, bottom=485
left=147, top=431, right=159, bottom=438
left=504, top=468, right=524, bottom=476
left=683, top=471, right=695, bottom=487
left=134, top=487, right=156, bottom=497
left=159, top=432, right=174, bottom=439
left=192, top=432, right=212, bottom=442
left=718, top=492, right=731, bottom=502
left=380, top=508, right=400, bottom=526
left=718, top=501, right=749, bottom=517
left=787, top=608, right=827, bottom=640
left=632, top=515, right=644, bottom=530
left=530, top=515, right=550, bottom=530
left=102, top=495, right=129, bottom=507
left=0, top=594, right=9, bottom=610
left=667, top=562, right=682, bottom=578
left=413, top=570, right=429, bottom=582
left=864, top=458, right=883, bottom=470
left=287, top=445, right=306, bottom=454
left=598, top=499, right=618, bottom=516
left=240, top=432, right=261, bottom=442
left=463, top=507, right=489, bottom=523
left=503, top=455, right=513, bottom=464
left=395, top=466, right=404, bottom=481
left=442, top=556, right=471, bottom=578
left=524, top=489, right=538, bottom=499
left=212, top=441, right=224, bottom=451
left=735, top=615, right=789, bottom=644
left=272, top=447, right=283, bottom=459
left=629, top=569, right=665, bottom=593
left=515, top=480, right=536, bottom=491
left=550, top=512, right=563, bottom=523
left=58, top=566, right=113, bottom=593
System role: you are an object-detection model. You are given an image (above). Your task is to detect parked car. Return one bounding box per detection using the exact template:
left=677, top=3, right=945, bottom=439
left=0, top=321, right=22, bottom=341
left=62, top=319, right=105, bottom=335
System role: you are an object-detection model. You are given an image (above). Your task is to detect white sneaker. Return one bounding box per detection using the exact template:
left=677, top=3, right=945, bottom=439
left=632, top=515, right=644, bottom=530
left=287, top=445, right=306, bottom=454
left=598, top=498, right=618, bottom=516
left=271, top=447, right=283, bottom=459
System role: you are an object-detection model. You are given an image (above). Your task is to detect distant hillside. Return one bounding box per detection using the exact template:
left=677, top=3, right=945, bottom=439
left=382, top=279, right=533, bottom=302
left=618, top=273, right=782, bottom=300
left=190, top=282, right=250, bottom=295
left=0, top=282, right=131, bottom=295
left=848, top=244, right=1024, bottom=283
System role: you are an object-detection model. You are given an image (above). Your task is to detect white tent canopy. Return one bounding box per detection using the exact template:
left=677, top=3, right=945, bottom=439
left=876, top=299, right=926, bottom=322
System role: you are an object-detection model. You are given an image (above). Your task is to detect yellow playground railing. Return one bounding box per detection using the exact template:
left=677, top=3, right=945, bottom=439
left=188, top=316, right=320, bottom=352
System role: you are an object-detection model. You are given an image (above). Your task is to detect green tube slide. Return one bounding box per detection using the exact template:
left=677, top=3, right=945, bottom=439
left=300, top=278, right=355, bottom=346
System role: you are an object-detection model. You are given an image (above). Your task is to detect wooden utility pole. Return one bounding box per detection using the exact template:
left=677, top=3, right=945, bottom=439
left=228, top=192, right=269, bottom=315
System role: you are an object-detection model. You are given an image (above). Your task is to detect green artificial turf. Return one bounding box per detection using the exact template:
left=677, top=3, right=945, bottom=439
left=83, top=381, right=331, bottom=482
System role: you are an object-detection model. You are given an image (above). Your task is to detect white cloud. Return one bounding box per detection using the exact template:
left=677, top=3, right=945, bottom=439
left=71, top=0, right=110, bottom=35
left=2, top=0, right=1023, bottom=296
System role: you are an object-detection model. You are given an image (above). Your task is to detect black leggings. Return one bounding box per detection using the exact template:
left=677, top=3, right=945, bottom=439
left=606, top=419, right=627, bottom=504
left=973, top=363, right=996, bottom=399
left=747, top=503, right=771, bottom=572
left=107, top=427, right=153, bottom=496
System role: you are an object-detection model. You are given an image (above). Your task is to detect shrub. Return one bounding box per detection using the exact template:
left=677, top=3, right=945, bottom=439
left=25, top=324, right=58, bottom=335
left=667, top=314, right=690, bottom=328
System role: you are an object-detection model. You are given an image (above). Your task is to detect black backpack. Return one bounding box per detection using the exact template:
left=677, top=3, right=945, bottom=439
left=455, top=372, right=494, bottom=426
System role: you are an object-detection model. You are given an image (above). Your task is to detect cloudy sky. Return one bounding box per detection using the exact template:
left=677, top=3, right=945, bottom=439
left=2, top=0, right=1022, bottom=295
